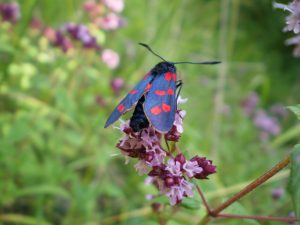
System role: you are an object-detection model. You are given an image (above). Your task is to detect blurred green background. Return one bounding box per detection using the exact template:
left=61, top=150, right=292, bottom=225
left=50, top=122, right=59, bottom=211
left=0, top=0, right=299, bottom=224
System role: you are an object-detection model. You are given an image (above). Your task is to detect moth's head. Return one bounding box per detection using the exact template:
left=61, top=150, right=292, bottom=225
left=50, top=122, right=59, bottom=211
left=152, top=61, right=176, bottom=75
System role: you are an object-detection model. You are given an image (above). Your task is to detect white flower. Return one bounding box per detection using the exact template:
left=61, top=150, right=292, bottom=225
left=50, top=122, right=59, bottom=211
left=180, top=179, right=194, bottom=197
left=166, top=186, right=184, bottom=206
left=166, top=159, right=182, bottom=176
left=177, top=95, right=188, bottom=105
left=173, top=110, right=186, bottom=133
left=165, top=179, right=194, bottom=205
left=274, top=1, right=300, bottom=34
left=183, top=160, right=203, bottom=178
left=134, top=160, right=151, bottom=175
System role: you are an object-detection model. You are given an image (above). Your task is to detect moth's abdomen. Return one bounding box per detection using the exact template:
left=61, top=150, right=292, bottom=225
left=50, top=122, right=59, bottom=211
left=129, top=96, right=149, bottom=132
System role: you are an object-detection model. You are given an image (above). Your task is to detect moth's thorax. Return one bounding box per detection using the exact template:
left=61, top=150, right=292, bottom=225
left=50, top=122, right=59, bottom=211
left=151, top=62, right=176, bottom=75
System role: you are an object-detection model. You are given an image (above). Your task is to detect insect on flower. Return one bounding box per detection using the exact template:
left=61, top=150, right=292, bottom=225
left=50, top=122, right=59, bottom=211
left=104, top=43, right=220, bottom=133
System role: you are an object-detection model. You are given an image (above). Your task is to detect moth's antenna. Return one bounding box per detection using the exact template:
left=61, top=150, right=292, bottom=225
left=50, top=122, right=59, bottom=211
left=139, top=43, right=221, bottom=65
left=139, top=43, right=168, bottom=62
left=172, top=61, right=221, bottom=65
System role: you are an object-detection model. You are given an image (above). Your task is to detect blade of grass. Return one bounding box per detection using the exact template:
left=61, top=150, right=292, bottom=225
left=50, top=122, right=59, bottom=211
left=0, top=214, right=52, bottom=225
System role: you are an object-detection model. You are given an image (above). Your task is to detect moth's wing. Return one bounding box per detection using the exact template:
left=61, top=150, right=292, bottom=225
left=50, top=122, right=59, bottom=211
left=104, top=72, right=154, bottom=128
left=144, top=71, right=177, bottom=133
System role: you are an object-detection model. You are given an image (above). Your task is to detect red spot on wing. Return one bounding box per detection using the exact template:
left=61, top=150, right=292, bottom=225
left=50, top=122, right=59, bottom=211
left=117, top=104, right=125, bottom=112
left=173, top=73, right=177, bottom=81
left=164, top=72, right=172, bottom=81
left=130, top=89, right=138, bottom=95
left=151, top=106, right=161, bottom=115
left=145, top=83, right=152, bottom=91
left=167, top=88, right=175, bottom=95
left=155, top=90, right=166, bottom=96
left=162, top=103, right=171, bottom=112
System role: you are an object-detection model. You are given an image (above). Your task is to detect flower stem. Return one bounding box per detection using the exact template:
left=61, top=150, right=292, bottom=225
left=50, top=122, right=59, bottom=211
left=198, top=156, right=291, bottom=225
left=211, top=156, right=290, bottom=216
left=196, top=185, right=212, bottom=214
left=217, top=213, right=298, bottom=222
left=198, top=215, right=210, bottom=225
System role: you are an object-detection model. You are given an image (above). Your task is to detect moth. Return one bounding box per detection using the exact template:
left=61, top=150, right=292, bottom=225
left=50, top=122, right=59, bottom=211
left=104, top=43, right=220, bottom=133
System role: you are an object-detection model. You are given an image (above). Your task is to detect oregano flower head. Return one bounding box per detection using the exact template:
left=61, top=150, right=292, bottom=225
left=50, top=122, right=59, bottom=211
left=115, top=97, right=216, bottom=205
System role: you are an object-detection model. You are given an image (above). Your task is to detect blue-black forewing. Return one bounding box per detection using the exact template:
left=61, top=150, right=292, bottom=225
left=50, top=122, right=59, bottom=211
left=104, top=72, right=154, bottom=128
left=144, top=71, right=177, bottom=133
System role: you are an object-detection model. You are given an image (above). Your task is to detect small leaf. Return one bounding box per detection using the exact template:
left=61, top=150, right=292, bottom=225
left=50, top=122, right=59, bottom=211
left=287, top=144, right=300, bottom=218
left=150, top=195, right=169, bottom=205
left=287, top=105, right=300, bottom=120
left=271, top=124, right=300, bottom=148
left=16, top=0, right=38, bottom=35
left=0, top=214, right=52, bottom=225
left=224, top=202, right=260, bottom=225
left=15, top=185, right=71, bottom=199
left=180, top=198, right=201, bottom=210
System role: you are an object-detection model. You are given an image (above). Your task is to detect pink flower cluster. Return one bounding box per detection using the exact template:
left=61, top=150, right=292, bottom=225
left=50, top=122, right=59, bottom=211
left=274, top=0, right=300, bottom=56
left=40, top=0, right=125, bottom=69
left=253, top=110, right=281, bottom=140
left=0, top=1, right=123, bottom=70
left=84, top=0, right=125, bottom=31
left=64, top=23, right=98, bottom=49
left=102, top=49, right=120, bottom=69
left=116, top=99, right=216, bottom=205
left=147, top=154, right=216, bottom=205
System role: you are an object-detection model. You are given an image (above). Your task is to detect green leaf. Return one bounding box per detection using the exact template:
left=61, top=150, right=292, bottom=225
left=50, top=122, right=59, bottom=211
left=224, top=202, right=260, bottom=225
left=271, top=124, right=300, bottom=148
left=4, top=91, right=79, bottom=129
left=287, top=144, right=300, bottom=218
left=167, top=220, right=185, bottom=225
left=180, top=197, right=201, bottom=210
left=0, top=214, right=52, bottom=225
left=16, top=0, right=38, bottom=35
left=287, top=105, right=300, bottom=120
left=149, top=195, right=169, bottom=205
left=15, top=185, right=71, bottom=199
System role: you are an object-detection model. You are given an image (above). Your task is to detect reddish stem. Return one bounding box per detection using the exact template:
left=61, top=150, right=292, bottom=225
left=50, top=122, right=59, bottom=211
left=196, top=185, right=212, bottom=213
left=210, top=156, right=291, bottom=216
left=217, top=213, right=298, bottom=223
left=198, top=156, right=292, bottom=225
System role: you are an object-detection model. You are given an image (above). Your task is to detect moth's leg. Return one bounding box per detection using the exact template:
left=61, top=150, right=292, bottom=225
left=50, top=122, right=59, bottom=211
left=175, top=80, right=183, bottom=102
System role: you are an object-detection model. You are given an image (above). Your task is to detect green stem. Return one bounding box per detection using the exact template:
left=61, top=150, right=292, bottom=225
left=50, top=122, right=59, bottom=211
left=211, top=0, right=230, bottom=160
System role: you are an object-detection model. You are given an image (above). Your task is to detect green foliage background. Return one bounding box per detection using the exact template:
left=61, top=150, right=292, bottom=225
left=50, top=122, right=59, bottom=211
left=0, top=0, right=299, bottom=224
